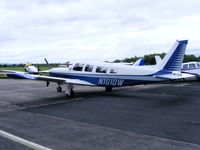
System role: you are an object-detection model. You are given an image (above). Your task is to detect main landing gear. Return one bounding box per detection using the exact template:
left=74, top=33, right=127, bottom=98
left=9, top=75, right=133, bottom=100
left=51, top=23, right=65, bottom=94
left=105, top=87, right=112, bottom=92
left=65, top=84, right=74, bottom=97
left=56, top=84, right=74, bottom=97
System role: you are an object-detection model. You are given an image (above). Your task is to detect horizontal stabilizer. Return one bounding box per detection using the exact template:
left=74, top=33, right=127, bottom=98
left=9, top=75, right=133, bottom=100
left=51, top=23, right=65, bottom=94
left=154, top=72, right=195, bottom=80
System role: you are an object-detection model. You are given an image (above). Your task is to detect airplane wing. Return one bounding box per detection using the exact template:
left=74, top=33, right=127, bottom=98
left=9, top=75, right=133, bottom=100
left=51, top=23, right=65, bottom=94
left=181, top=71, right=200, bottom=77
left=0, top=70, right=32, bottom=79
left=33, top=75, right=94, bottom=86
left=181, top=73, right=198, bottom=78
left=0, top=69, right=49, bottom=74
left=0, top=69, right=94, bottom=85
left=0, top=73, right=8, bottom=75
left=0, top=69, right=24, bottom=73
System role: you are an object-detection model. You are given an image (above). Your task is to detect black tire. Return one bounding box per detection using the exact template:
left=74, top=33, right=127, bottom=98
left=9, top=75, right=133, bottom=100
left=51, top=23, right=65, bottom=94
left=181, top=78, right=185, bottom=82
left=70, top=89, right=74, bottom=97
left=57, top=86, right=62, bottom=92
left=105, top=87, right=112, bottom=92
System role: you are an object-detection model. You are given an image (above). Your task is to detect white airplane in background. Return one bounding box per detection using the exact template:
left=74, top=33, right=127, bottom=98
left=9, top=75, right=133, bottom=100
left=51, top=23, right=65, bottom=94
left=0, top=63, right=39, bottom=78
left=0, top=40, right=188, bottom=97
left=181, top=62, right=200, bottom=80
left=105, top=58, right=145, bottom=66
left=58, top=58, right=144, bottom=68
left=58, top=61, right=72, bottom=67
left=132, top=58, right=145, bottom=66
left=181, top=62, right=200, bottom=75
left=24, top=63, right=39, bottom=74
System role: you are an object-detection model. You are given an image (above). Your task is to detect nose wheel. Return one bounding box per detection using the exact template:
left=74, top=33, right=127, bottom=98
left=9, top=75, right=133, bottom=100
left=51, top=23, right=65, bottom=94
left=65, top=84, right=74, bottom=97
left=57, top=86, right=62, bottom=92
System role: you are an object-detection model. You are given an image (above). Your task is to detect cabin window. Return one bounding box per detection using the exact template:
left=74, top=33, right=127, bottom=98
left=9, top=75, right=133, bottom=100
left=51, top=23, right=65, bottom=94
left=183, top=64, right=188, bottom=69
left=189, top=63, right=196, bottom=69
left=73, top=63, right=84, bottom=71
left=96, top=66, right=107, bottom=73
left=197, top=63, right=200, bottom=68
left=85, top=65, right=93, bottom=72
left=110, top=69, right=117, bottom=74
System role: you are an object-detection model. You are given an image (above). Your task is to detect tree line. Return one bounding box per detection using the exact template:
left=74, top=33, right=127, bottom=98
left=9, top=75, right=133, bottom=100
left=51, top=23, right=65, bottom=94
left=113, top=53, right=200, bottom=65
left=0, top=54, right=199, bottom=67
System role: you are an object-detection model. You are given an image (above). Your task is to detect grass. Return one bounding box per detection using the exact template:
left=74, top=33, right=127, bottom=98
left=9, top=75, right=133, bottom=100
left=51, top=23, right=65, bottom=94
left=0, top=67, right=25, bottom=71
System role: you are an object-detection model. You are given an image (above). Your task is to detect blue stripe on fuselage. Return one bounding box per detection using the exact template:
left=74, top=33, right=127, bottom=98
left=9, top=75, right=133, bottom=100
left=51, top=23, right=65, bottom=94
left=49, top=72, right=152, bottom=87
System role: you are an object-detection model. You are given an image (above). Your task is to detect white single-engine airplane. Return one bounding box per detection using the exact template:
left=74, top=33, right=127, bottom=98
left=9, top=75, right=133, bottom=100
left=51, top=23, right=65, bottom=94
left=0, top=40, right=188, bottom=97
left=24, top=63, right=39, bottom=74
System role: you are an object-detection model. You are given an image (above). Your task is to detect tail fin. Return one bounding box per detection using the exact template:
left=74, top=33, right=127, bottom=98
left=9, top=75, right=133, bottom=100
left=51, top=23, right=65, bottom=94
left=157, top=40, right=188, bottom=71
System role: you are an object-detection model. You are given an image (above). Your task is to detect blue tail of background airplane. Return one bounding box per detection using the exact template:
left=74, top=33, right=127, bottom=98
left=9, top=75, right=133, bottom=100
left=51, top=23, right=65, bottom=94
left=139, top=59, right=145, bottom=66
left=157, top=40, right=188, bottom=71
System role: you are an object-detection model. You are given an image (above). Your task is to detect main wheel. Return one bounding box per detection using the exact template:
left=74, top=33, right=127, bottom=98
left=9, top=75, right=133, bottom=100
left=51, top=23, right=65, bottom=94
left=70, top=89, right=74, bottom=97
left=57, top=86, right=62, bottom=92
left=66, top=89, right=74, bottom=97
left=181, top=78, right=185, bottom=82
left=105, top=87, right=112, bottom=92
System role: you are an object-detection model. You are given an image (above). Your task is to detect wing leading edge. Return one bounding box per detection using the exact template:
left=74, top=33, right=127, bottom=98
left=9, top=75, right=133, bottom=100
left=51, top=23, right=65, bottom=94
left=34, top=75, right=94, bottom=86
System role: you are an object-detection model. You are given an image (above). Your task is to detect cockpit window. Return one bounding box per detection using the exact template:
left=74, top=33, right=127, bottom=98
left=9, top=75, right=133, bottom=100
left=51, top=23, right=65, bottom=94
left=85, top=65, right=93, bottom=72
left=110, top=69, right=117, bottom=74
left=183, top=64, right=188, bottom=69
left=73, top=63, right=84, bottom=71
left=96, top=66, right=107, bottom=73
left=189, top=63, right=196, bottom=69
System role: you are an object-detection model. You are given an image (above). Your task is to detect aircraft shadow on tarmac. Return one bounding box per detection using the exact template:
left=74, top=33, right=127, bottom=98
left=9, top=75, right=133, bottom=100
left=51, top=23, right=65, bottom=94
left=13, top=85, right=191, bottom=109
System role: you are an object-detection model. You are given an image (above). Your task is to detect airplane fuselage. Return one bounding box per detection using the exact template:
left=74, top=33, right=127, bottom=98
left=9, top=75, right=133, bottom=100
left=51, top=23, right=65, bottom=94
left=48, top=64, right=166, bottom=87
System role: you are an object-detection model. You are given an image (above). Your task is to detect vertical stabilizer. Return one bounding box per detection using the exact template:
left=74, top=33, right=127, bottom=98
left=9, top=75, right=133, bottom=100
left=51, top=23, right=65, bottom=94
left=157, top=40, right=188, bottom=71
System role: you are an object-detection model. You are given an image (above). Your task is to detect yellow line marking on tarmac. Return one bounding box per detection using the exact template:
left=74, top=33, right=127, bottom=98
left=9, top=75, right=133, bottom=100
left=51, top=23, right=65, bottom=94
left=0, top=130, right=53, bottom=150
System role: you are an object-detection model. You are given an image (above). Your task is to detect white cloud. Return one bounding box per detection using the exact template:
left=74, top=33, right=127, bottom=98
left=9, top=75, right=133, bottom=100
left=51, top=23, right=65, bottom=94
left=0, top=0, right=200, bottom=63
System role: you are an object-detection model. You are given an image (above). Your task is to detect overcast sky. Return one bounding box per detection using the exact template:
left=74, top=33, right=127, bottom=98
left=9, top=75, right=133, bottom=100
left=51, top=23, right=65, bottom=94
left=0, top=0, right=200, bottom=64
